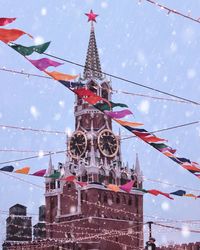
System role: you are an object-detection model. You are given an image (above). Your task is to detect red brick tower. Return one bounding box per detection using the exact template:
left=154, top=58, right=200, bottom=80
left=45, top=10, right=144, bottom=250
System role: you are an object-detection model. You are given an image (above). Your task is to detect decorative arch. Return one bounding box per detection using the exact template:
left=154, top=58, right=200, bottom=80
left=131, top=174, right=138, bottom=187
left=120, top=172, right=128, bottom=185
left=99, top=168, right=106, bottom=183
left=82, top=170, right=88, bottom=182
left=103, top=193, right=108, bottom=203
left=101, top=82, right=110, bottom=100
left=116, top=194, right=120, bottom=204
left=88, top=81, right=98, bottom=95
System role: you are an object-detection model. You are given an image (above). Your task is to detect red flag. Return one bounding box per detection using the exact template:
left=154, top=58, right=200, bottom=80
left=84, top=95, right=103, bottom=105
left=74, top=88, right=95, bottom=97
left=31, top=169, right=46, bottom=177
left=0, top=28, right=32, bottom=43
left=147, top=189, right=173, bottom=200
left=74, top=88, right=111, bottom=107
left=0, top=18, right=16, bottom=26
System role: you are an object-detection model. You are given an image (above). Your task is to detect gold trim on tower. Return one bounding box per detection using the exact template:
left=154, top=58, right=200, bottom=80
left=69, top=130, right=87, bottom=159
left=97, top=129, right=119, bottom=158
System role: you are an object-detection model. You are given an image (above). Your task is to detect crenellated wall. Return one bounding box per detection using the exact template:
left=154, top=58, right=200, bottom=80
left=157, top=242, right=200, bottom=250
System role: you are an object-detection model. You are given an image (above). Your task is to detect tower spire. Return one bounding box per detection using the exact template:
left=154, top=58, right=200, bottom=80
left=83, top=10, right=103, bottom=80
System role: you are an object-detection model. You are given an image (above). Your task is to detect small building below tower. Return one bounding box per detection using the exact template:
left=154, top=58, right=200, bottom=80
left=2, top=204, right=32, bottom=249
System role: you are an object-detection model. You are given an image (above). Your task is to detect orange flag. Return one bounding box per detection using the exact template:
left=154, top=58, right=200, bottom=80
left=14, top=166, right=30, bottom=175
left=107, top=184, right=120, bottom=192
left=0, top=28, right=33, bottom=43
left=163, top=151, right=175, bottom=157
left=184, top=194, right=197, bottom=198
left=114, top=119, right=144, bottom=127
left=45, top=70, right=78, bottom=81
left=181, top=163, right=200, bottom=172
left=143, top=135, right=166, bottom=143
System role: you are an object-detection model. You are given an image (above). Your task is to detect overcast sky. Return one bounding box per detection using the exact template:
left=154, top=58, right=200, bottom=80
left=0, top=0, right=200, bottom=246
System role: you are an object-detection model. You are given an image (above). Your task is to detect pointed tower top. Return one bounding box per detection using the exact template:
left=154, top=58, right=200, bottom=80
left=135, top=153, right=143, bottom=184
left=83, top=10, right=103, bottom=80
left=135, top=153, right=140, bottom=175
left=45, top=154, right=54, bottom=182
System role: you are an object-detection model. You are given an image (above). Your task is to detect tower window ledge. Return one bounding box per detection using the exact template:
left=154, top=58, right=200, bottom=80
left=82, top=183, right=106, bottom=190
left=45, top=189, right=61, bottom=196
left=75, top=109, right=101, bottom=117
left=56, top=212, right=82, bottom=219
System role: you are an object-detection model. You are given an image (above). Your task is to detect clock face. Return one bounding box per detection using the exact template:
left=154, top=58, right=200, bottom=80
left=98, top=129, right=119, bottom=157
left=69, top=130, right=87, bottom=159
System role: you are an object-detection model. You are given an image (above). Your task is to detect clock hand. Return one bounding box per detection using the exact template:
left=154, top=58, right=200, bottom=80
left=76, top=143, right=82, bottom=154
left=105, top=140, right=113, bottom=153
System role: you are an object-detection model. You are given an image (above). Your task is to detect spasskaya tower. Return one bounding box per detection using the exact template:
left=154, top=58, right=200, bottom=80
left=44, top=10, right=144, bottom=250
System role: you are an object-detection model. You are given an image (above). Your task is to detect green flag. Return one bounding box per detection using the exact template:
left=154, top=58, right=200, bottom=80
left=111, top=102, right=128, bottom=109
left=47, top=171, right=60, bottom=179
left=9, top=41, right=51, bottom=56
left=94, top=101, right=128, bottom=111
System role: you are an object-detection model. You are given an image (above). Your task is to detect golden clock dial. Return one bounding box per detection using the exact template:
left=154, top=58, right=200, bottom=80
left=69, top=130, right=87, bottom=159
left=98, top=129, right=119, bottom=157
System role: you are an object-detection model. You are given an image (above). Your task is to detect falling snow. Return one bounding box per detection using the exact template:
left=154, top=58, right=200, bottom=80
left=0, top=0, right=200, bottom=247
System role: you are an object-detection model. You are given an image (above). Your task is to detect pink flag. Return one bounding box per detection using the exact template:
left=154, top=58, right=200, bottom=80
left=31, top=169, right=46, bottom=177
left=0, top=18, right=16, bottom=26
left=28, top=58, right=63, bottom=71
left=159, top=147, right=176, bottom=154
left=119, top=180, right=134, bottom=193
left=105, top=109, right=133, bottom=119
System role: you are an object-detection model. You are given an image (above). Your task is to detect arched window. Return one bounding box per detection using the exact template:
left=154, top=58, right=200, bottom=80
left=122, top=195, right=126, bottom=205
left=128, top=198, right=132, bottom=206
left=116, top=195, right=120, bottom=204
left=82, top=171, right=88, bottom=182
left=120, top=173, right=128, bottom=185
left=50, top=180, right=56, bottom=190
left=88, top=81, right=98, bottom=95
left=109, top=171, right=116, bottom=184
left=103, top=194, right=108, bottom=203
left=99, top=168, right=106, bottom=183
left=131, top=175, right=138, bottom=187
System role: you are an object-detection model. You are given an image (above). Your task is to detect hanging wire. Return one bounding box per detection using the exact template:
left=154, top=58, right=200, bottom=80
left=0, top=67, right=195, bottom=105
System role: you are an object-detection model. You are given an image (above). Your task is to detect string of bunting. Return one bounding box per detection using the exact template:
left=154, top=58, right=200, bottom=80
left=0, top=163, right=199, bottom=199
left=1, top=19, right=198, bottom=105
left=0, top=120, right=199, bottom=140
left=0, top=18, right=200, bottom=189
left=0, top=66, right=194, bottom=105
left=1, top=163, right=200, bottom=227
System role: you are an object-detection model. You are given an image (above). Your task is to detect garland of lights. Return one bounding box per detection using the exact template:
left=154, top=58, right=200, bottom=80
left=0, top=67, right=191, bottom=105
left=139, top=0, right=200, bottom=25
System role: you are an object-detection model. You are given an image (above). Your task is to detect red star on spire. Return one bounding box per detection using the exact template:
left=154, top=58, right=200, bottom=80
left=85, top=10, right=98, bottom=23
